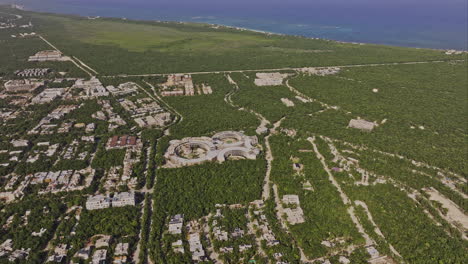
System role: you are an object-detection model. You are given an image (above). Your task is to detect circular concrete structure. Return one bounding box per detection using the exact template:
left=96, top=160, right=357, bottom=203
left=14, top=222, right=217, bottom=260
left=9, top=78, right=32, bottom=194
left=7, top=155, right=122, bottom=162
left=217, top=147, right=258, bottom=162
left=213, top=131, right=253, bottom=149
left=174, top=141, right=211, bottom=159
left=164, top=132, right=260, bottom=168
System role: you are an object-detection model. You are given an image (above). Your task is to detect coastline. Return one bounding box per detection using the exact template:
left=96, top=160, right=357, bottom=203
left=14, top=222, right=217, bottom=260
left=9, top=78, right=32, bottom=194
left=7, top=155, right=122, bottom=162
left=6, top=3, right=468, bottom=52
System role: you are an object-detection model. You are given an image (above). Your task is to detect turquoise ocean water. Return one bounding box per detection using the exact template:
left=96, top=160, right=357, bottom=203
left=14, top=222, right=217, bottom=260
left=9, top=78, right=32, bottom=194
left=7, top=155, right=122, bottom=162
left=6, top=0, right=468, bottom=50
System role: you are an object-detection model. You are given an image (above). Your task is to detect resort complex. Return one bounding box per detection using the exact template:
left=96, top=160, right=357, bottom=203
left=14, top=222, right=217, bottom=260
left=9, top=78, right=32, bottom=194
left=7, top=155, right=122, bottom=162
left=164, top=131, right=260, bottom=167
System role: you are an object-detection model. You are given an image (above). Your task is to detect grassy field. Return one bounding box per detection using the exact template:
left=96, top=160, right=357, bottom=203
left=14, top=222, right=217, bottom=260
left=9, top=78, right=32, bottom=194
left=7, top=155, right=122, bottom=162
left=0, top=7, right=457, bottom=75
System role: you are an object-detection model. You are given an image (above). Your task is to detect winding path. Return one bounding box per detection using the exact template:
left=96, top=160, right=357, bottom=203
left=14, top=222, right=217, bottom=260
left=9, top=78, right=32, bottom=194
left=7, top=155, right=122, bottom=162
left=308, top=136, right=375, bottom=247
left=225, top=74, right=270, bottom=134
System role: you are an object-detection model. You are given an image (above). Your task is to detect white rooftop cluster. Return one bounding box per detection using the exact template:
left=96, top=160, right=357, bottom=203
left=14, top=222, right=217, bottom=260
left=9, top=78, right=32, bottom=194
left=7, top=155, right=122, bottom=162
left=73, top=77, right=109, bottom=97
left=161, top=74, right=195, bottom=96
left=106, top=82, right=139, bottom=96
left=31, top=88, right=67, bottom=104
left=119, top=97, right=172, bottom=128
left=47, top=244, right=67, bottom=262
left=0, top=239, right=30, bottom=262
left=187, top=221, right=206, bottom=262
left=30, top=168, right=94, bottom=194
left=3, top=79, right=44, bottom=93
left=254, top=72, right=290, bottom=86
left=29, top=105, right=79, bottom=135
left=250, top=200, right=280, bottom=247
left=15, top=68, right=50, bottom=77
left=282, top=194, right=305, bottom=225
left=28, top=50, right=64, bottom=62
left=85, top=192, right=136, bottom=210
left=300, top=67, right=341, bottom=76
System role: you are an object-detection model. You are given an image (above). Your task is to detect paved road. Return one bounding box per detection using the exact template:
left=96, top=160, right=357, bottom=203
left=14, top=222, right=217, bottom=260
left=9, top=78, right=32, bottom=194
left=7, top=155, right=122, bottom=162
left=37, top=35, right=95, bottom=77
left=105, top=60, right=464, bottom=78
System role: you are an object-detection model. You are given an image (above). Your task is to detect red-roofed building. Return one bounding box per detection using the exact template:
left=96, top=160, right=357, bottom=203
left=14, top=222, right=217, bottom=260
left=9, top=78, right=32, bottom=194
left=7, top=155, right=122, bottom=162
left=107, top=135, right=139, bottom=149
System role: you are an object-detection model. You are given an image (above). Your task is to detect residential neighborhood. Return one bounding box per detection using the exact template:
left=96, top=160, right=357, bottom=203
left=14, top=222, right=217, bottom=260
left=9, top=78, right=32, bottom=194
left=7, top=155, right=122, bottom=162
left=0, top=3, right=466, bottom=264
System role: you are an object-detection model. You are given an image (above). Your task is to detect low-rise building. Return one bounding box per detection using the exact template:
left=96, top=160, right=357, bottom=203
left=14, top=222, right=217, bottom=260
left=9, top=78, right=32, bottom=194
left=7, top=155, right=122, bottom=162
left=75, top=247, right=91, bottom=260
left=107, top=135, right=139, bottom=149
left=47, top=244, right=68, bottom=263
left=231, top=227, right=244, bottom=238
left=172, top=240, right=184, bottom=254
left=8, top=248, right=30, bottom=262
left=31, top=88, right=66, bottom=104
left=86, top=123, right=96, bottom=133
left=282, top=195, right=305, bottom=225
left=15, top=68, right=51, bottom=77
left=4, top=79, right=43, bottom=92
left=239, top=244, right=252, bottom=252
left=188, top=233, right=205, bottom=261
left=92, top=249, right=107, bottom=264
left=74, top=77, right=109, bottom=97
left=28, top=50, right=63, bottom=62
left=348, top=119, right=375, bottom=131
left=114, top=243, right=129, bottom=256
left=95, top=236, right=112, bottom=248
left=11, top=139, right=29, bottom=148
left=106, top=82, right=139, bottom=96
left=134, top=112, right=171, bottom=128
left=0, top=239, right=13, bottom=257
left=254, top=72, right=290, bottom=86
left=86, top=195, right=111, bottom=210
left=161, top=89, right=184, bottom=97
left=168, top=214, right=184, bottom=235
left=220, top=246, right=234, bottom=253
left=113, top=255, right=127, bottom=264
left=112, top=192, right=135, bottom=207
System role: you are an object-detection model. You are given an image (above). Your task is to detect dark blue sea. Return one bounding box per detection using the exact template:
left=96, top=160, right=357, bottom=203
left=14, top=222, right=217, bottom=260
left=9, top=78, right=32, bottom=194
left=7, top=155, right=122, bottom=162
left=6, top=0, right=468, bottom=50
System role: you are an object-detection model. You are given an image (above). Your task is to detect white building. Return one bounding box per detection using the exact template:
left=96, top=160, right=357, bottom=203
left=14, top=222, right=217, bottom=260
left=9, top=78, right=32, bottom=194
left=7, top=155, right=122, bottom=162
left=254, top=72, right=290, bottom=86
left=282, top=195, right=305, bottom=225
left=172, top=240, right=184, bottom=254
left=168, top=214, right=184, bottom=235
left=348, top=119, right=375, bottom=131
left=74, top=77, right=109, bottom=97
left=11, top=139, right=29, bottom=148
left=28, top=50, right=63, bottom=62
left=75, top=247, right=91, bottom=260
left=4, top=79, right=43, bottom=92
left=86, top=195, right=111, bottom=210
left=106, top=82, right=139, bottom=96
left=112, top=192, right=135, bottom=207
left=114, top=243, right=129, bottom=256
left=31, top=88, right=65, bottom=104
left=92, top=249, right=107, bottom=264
left=95, top=236, right=112, bottom=248
left=188, top=233, right=205, bottom=261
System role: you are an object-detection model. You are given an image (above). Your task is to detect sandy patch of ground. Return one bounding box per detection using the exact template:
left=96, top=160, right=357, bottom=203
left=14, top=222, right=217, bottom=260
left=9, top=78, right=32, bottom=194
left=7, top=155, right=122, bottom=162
left=425, top=188, right=468, bottom=231
left=281, top=98, right=295, bottom=107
